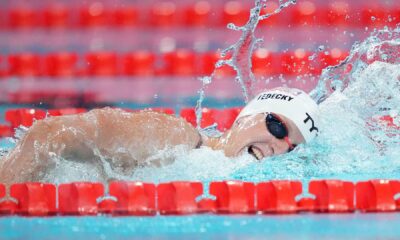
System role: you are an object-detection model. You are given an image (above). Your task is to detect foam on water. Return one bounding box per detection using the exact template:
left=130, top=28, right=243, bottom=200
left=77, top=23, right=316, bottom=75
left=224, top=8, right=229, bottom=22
left=36, top=145, right=254, bottom=184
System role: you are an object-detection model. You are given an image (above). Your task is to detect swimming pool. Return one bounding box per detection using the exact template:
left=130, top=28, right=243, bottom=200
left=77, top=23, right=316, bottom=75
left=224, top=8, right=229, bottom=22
left=1, top=0, right=400, bottom=239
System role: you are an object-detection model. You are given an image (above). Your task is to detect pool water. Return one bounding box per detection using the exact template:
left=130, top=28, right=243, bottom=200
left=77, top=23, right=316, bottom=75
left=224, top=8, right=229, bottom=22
left=0, top=1, right=399, bottom=239
left=2, top=214, right=400, bottom=240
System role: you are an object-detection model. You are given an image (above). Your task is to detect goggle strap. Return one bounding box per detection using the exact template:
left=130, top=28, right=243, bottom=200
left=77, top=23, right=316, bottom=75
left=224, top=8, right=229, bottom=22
left=284, top=136, right=294, bottom=150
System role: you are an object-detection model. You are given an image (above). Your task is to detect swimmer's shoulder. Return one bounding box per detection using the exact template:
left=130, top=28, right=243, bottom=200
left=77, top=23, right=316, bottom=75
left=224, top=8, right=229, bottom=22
left=87, top=107, right=193, bottom=126
left=87, top=107, right=201, bottom=139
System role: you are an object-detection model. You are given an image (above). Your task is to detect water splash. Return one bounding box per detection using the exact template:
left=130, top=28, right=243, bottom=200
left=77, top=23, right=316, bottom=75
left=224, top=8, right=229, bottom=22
left=234, top=26, right=400, bottom=182
left=37, top=145, right=254, bottom=184
left=234, top=60, right=400, bottom=182
left=195, top=0, right=296, bottom=127
left=310, top=26, right=400, bottom=104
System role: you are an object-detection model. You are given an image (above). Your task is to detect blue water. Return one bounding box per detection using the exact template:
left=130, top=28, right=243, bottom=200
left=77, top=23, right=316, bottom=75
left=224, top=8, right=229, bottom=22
left=1, top=214, right=400, bottom=240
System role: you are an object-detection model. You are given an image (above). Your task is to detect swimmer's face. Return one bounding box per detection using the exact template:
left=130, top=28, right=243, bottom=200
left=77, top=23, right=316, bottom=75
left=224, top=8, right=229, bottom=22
left=221, top=113, right=305, bottom=160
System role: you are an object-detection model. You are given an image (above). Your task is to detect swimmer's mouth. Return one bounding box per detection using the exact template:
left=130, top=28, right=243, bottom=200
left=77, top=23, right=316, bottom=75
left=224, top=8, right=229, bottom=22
left=248, top=145, right=264, bottom=160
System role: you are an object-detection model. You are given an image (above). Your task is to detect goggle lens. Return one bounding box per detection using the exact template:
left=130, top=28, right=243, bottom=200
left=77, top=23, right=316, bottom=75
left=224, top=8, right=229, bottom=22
left=265, top=114, right=288, bottom=139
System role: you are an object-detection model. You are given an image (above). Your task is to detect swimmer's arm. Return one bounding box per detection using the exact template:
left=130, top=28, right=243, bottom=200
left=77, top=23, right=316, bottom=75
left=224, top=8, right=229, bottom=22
left=0, top=113, right=99, bottom=185
left=0, top=108, right=201, bottom=184
left=92, top=108, right=201, bottom=167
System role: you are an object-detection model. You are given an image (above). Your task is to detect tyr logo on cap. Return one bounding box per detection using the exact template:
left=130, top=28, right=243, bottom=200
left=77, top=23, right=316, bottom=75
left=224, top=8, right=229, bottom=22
left=303, top=113, right=318, bottom=133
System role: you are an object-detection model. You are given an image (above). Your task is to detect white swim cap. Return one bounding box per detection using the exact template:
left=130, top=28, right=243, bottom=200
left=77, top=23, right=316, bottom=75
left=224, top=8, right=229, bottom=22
left=236, top=88, right=319, bottom=142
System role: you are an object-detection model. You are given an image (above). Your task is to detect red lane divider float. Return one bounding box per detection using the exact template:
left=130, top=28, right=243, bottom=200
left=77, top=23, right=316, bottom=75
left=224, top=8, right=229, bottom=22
left=114, top=7, right=139, bottom=27
left=0, top=184, right=4, bottom=198
left=4, top=2, right=398, bottom=29
left=0, top=50, right=350, bottom=78
left=10, top=183, right=56, bottom=216
left=0, top=183, right=18, bottom=215
left=85, top=52, right=118, bottom=76
left=210, top=181, right=255, bottom=214
left=45, top=52, right=78, bottom=77
left=257, top=180, right=302, bottom=213
left=0, top=125, right=12, bottom=138
left=43, top=6, right=70, bottom=28
left=183, top=1, right=211, bottom=26
left=149, top=2, right=178, bottom=27
left=157, top=182, right=203, bottom=215
left=309, top=180, right=354, bottom=212
left=5, top=109, right=47, bottom=129
left=101, top=181, right=156, bottom=216
left=222, top=1, right=249, bottom=27
left=163, top=49, right=197, bottom=76
left=3, top=108, right=174, bottom=131
left=58, top=182, right=104, bottom=215
left=0, top=183, right=56, bottom=215
left=4, top=108, right=87, bottom=129
left=356, top=180, right=400, bottom=212
left=0, top=180, right=400, bottom=216
left=123, top=51, right=155, bottom=76
left=8, top=53, right=41, bottom=77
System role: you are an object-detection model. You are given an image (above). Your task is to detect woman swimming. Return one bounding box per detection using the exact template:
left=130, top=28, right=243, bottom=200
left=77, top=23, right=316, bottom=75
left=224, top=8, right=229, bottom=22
left=0, top=87, right=319, bottom=185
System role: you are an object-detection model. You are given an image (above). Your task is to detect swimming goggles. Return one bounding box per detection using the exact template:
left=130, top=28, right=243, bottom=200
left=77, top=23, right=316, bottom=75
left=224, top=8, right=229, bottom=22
left=265, top=113, right=296, bottom=151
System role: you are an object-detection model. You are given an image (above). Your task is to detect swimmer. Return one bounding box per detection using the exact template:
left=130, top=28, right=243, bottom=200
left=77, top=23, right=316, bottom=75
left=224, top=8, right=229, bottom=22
left=0, top=87, right=319, bottom=185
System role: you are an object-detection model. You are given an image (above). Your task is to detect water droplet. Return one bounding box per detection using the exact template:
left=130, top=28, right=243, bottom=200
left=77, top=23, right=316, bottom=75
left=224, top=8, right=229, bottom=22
left=201, top=76, right=212, bottom=84
left=216, top=59, right=229, bottom=68
left=370, top=16, right=376, bottom=21
left=227, top=23, right=240, bottom=31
